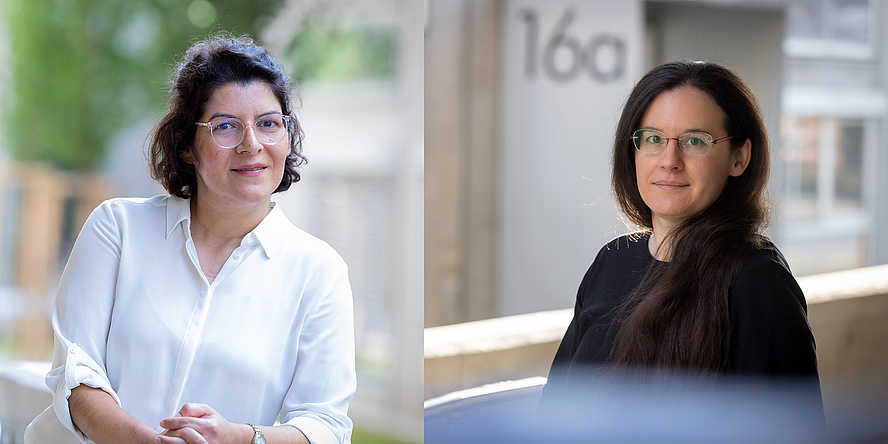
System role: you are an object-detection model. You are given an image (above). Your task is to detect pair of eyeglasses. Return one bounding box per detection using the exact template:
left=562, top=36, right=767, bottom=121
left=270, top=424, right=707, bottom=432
left=631, top=129, right=734, bottom=157
left=195, top=115, right=291, bottom=149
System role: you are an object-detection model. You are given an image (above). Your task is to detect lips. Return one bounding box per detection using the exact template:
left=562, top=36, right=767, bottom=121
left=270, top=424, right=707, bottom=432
left=653, top=180, right=689, bottom=189
left=232, top=164, right=267, bottom=172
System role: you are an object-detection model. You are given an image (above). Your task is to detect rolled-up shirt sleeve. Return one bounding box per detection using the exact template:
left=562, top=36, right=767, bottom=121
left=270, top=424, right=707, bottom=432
left=46, top=201, right=123, bottom=442
left=281, top=255, right=356, bottom=444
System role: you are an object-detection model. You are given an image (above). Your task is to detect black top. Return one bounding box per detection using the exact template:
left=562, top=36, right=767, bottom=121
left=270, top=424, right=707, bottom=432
left=542, top=233, right=822, bottom=413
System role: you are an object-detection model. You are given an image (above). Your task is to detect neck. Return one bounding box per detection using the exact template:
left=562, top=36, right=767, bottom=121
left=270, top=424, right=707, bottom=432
left=189, top=194, right=271, bottom=246
left=649, top=216, right=681, bottom=261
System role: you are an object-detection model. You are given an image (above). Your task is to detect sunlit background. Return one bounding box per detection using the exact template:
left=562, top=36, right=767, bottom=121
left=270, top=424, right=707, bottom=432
left=0, top=1, right=422, bottom=443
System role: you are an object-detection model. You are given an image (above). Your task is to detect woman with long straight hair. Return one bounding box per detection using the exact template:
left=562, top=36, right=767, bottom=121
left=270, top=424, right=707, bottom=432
left=542, top=61, right=821, bottom=413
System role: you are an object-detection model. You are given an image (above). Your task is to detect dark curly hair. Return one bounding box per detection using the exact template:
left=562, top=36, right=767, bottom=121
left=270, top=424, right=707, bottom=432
left=148, top=33, right=305, bottom=198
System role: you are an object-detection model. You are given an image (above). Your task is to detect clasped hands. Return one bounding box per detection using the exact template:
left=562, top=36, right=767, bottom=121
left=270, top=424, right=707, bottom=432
left=155, top=403, right=252, bottom=444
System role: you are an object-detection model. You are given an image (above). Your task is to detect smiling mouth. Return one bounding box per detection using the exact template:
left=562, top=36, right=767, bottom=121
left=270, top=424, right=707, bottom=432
left=232, top=166, right=267, bottom=172
left=654, top=181, right=689, bottom=188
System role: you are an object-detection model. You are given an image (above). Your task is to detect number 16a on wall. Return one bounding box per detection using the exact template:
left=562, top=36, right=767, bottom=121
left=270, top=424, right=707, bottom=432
left=520, top=7, right=627, bottom=83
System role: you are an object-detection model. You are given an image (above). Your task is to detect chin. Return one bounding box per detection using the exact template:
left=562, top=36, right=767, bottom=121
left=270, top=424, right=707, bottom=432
left=236, top=187, right=276, bottom=203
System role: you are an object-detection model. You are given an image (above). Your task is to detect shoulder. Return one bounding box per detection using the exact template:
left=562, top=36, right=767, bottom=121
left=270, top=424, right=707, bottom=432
left=82, top=195, right=170, bottom=233
left=590, top=232, right=649, bottom=265
left=602, top=232, right=649, bottom=254
left=585, top=232, right=650, bottom=273
left=263, top=206, right=348, bottom=274
left=731, top=239, right=806, bottom=311
left=728, top=238, right=810, bottom=342
left=90, top=195, right=170, bottom=220
left=287, top=226, right=347, bottom=268
left=577, top=232, right=651, bottom=295
left=738, top=239, right=793, bottom=277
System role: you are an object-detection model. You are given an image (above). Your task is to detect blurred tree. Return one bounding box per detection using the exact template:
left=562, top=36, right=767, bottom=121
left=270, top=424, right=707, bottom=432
left=286, top=15, right=398, bottom=83
left=0, top=0, right=282, bottom=171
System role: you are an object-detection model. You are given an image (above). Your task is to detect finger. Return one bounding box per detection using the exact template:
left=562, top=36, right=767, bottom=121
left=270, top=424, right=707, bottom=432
left=155, top=435, right=189, bottom=444
left=160, top=426, right=207, bottom=444
left=178, top=402, right=215, bottom=418
left=160, top=416, right=207, bottom=430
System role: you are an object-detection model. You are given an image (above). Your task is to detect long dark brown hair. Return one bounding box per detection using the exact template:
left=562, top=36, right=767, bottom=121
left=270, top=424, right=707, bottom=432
left=610, top=61, right=771, bottom=375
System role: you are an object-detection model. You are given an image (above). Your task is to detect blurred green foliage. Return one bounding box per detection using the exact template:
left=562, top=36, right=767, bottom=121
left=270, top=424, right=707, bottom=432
left=0, top=0, right=399, bottom=172
left=0, top=0, right=281, bottom=171
left=352, top=427, right=418, bottom=444
left=286, top=17, right=398, bottom=82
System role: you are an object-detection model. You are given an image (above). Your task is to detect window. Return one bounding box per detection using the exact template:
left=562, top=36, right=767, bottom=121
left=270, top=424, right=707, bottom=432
left=784, top=117, right=866, bottom=220
left=781, top=116, right=872, bottom=274
left=787, top=0, right=870, bottom=43
left=783, top=0, right=877, bottom=60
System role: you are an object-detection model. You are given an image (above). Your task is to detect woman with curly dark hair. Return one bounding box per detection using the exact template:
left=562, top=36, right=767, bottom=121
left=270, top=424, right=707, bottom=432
left=26, top=34, right=355, bottom=444
left=542, top=61, right=821, bottom=418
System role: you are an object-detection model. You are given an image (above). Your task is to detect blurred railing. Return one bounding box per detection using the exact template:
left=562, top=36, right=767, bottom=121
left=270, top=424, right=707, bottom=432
left=425, top=264, right=888, bottom=427
left=0, top=361, right=51, bottom=444
left=0, top=162, right=112, bottom=361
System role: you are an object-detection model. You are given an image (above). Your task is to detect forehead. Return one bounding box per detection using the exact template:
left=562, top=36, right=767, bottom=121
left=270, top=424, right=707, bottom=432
left=203, top=81, right=281, bottom=116
left=639, top=86, right=726, bottom=132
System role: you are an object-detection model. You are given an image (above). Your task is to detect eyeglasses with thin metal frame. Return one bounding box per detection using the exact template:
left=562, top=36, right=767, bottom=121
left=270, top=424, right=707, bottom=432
left=631, top=129, right=734, bottom=157
left=195, top=115, right=292, bottom=149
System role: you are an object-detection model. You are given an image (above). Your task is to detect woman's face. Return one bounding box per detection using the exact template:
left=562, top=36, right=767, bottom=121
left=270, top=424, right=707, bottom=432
left=184, top=81, right=289, bottom=210
left=634, top=86, right=750, bottom=231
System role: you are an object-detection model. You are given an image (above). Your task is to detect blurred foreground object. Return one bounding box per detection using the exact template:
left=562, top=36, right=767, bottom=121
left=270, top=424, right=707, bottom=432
left=425, top=374, right=885, bottom=443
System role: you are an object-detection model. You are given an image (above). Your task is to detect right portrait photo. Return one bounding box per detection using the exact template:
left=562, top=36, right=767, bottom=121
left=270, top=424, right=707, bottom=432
left=424, top=1, right=888, bottom=442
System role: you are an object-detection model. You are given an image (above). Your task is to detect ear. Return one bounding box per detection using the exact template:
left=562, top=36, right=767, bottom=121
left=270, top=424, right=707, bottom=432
left=179, top=148, right=195, bottom=165
left=729, top=138, right=751, bottom=177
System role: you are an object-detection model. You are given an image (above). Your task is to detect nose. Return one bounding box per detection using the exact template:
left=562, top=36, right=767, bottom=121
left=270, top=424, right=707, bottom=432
left=236, top=124, right=262, bottom=154
left=658, top=138, right=683, bottom=170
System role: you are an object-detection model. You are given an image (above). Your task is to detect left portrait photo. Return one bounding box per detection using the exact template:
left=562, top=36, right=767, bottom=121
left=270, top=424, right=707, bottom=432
left=0, top=1, right=423, bottom=443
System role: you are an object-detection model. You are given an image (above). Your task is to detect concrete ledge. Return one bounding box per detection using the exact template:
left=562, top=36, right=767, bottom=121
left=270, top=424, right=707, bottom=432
left=801, top=264, right=888, bottom=304
left=424, top=264, right=888, bottom=425
left=425, top=310, right=572, bottom=358
left=0, top=361, right=51, bottom=444
left=424, top=310, right=571, bottom=398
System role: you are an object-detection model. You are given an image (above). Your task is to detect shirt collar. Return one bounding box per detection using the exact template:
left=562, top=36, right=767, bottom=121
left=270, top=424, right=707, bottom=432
left=165, top=195, right=191, bottom=239
left=250, top=202, right=290, bottom=259
left=165, top=196, right=290, bottom=259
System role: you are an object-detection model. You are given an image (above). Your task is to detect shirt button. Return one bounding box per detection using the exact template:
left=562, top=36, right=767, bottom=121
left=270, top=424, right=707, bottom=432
left=233, top=253, right=241, bottom=260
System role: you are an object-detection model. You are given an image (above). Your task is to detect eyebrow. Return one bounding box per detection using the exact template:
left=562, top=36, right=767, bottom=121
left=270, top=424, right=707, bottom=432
left=208, top=110, right=283, bottom=120
left=638, top=126, right=714, bottom=135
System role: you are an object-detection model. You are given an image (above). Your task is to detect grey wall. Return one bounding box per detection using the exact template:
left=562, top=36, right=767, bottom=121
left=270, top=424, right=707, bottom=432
left=495, top=0, right=645, bottom=317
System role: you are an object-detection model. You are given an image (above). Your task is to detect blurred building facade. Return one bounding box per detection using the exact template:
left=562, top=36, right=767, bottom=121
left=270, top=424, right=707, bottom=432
left=778, top=0, right=887, bottom=275
left=425, top=0, right=888, bottom=327
left=265, top=2, right=424, bottom=438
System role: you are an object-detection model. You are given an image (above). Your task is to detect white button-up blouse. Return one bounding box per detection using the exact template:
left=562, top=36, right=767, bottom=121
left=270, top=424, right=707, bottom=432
left=25, top=195, right=356, bottom=444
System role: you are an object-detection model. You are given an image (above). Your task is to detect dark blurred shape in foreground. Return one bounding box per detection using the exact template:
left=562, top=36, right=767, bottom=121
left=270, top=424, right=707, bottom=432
left=425, top=372, right=886, bottom=443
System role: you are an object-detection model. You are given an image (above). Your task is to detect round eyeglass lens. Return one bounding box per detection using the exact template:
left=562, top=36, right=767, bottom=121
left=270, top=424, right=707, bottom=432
left=254, top=116, right=288, bottom=145
left=210, top=118, right=244, bottom=148
left=209, top=116, right=289, bottom=148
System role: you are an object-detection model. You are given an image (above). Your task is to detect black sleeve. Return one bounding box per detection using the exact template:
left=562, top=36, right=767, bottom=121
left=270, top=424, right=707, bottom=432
left=542, top=235, right=648, bottom=406
left=726, top=251, right=824, bottom=425
left=727, top=253, right=819, bottom=377
left=544, top=259, right=596, bottom=386
left=539, top=247, right=606, bottom=409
